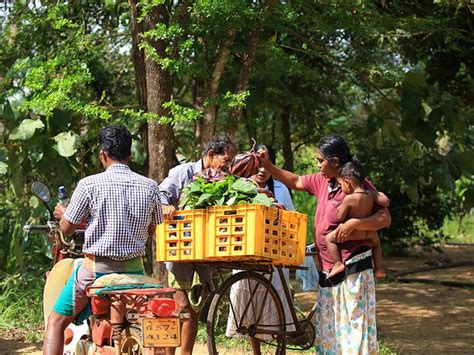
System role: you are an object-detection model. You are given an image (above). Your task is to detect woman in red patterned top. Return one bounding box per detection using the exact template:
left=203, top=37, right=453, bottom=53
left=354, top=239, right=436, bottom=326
left=258, top=134, right=391, bottom=354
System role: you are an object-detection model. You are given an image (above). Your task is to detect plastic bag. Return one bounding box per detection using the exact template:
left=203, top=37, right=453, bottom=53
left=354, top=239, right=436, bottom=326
left=295, top=247, right=319, bottom=291
left=231, top=138, right=260, bottom=178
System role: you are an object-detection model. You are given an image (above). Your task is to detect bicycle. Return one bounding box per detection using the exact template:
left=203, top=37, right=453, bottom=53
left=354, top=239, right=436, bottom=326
left=205, top=245, right=318, bottom=355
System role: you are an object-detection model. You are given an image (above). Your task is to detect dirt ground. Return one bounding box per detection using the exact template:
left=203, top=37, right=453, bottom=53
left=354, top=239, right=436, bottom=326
left=377, top=245, right=474, bottom=354
left=1, top=245, right=473, bottom=354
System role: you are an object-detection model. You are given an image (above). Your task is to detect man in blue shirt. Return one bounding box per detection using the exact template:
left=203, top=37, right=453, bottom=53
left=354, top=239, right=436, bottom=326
left=159, top=135, right=236, bottom=355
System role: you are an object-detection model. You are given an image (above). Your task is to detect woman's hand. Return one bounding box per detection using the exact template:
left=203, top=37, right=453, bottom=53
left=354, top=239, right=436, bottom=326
left=257, top=148, right=272, bottom=169
left=335, top=219, right=359, bottom=242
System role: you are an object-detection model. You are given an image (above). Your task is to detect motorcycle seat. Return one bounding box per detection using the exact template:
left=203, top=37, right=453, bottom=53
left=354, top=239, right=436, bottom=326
left=87, top=274, right=175, bottom=297
left=91, top=273, right=161, bottom=288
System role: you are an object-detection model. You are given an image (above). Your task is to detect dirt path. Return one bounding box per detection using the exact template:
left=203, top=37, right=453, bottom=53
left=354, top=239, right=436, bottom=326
left=1, top=245, right=473, bottom=354
left=0, top=336, right=41, bottom=354
left=376, top=245, right=474, bottom=353
left=377, top=279, right=473, bottom=353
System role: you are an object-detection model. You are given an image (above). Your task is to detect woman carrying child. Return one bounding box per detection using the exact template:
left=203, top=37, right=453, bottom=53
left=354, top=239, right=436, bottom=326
left=258, top=134, right=391, bottom=354
left=325, top=159, right=390, bottom=279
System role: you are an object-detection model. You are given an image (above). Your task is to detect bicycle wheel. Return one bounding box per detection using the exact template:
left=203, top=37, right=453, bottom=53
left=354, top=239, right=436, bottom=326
left=207, top=270, right=286, bottom=355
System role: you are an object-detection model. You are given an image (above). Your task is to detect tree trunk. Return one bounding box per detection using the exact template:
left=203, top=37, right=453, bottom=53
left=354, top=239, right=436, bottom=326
left=193, top=78, right=205, bottom=159
left=129, top=0, right=149, bottom=176
left=129, top=0, right=148, bottom=111
left=196, top=29, right=236, bottom=150
left=226, top=0, right=277, bottom=137
left=226, top=25, right=261, bottom=137
left=281, top=106, right=293, bottom=172
left=142, top=2, right=176, bottom=283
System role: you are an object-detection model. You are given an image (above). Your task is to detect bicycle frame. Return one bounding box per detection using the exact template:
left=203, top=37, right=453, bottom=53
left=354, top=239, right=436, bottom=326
left=208, top=262, right=317, bottom=338
left=243, top=266, right=317, bottom=339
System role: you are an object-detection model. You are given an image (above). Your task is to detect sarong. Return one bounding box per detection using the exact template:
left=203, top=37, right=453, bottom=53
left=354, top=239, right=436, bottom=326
left=315, top=249, right=378, bottom=354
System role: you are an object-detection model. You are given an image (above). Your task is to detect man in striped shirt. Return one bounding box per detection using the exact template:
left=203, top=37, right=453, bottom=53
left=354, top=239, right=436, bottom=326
left=44, top=126, right=163, bottom=355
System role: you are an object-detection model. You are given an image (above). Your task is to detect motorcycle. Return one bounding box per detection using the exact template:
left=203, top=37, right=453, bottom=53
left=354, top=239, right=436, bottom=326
left=24, top=181, right=184, bottom=354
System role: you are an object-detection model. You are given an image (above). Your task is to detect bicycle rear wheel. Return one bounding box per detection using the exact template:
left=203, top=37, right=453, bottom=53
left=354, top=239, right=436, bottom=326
left=207, top=270, right=286, bottom=355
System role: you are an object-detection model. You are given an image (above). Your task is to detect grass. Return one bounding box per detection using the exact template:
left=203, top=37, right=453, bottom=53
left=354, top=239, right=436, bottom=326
left=0, top=272, right=45, bottom=343
left=442, top=212, right=474, bottom=244
left=197, top=323, right=400, bottom=354
left=379, top=341, right=400, bottom=354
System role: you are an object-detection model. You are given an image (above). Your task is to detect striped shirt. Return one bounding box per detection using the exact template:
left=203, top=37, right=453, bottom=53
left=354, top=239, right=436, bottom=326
left=64, top=163, right=163, bottom=261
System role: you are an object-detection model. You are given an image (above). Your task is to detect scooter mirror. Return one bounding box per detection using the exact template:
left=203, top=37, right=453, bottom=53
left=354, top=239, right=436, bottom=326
left=32, top=181, right=51, bottom=203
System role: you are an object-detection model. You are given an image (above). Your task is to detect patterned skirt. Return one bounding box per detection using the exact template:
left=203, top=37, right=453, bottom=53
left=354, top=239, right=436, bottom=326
left=315, top=250, right=378, bottom=354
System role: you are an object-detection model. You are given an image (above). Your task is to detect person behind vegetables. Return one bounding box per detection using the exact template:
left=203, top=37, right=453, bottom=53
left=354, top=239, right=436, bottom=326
left=251, top=144, right=294, bottom=209
left=258, top=134, right=391, bottom=354
left=325, top=160, right=390, bottom=279
left=158, top=135, right=236, bottom=355
left=45, top=126, right=163, bottom=355
left=226, top=144, right=295, bottom=355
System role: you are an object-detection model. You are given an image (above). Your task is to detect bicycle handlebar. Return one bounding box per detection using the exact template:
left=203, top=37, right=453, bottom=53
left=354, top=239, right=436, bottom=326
left=23, top=224, right=51, bottom=233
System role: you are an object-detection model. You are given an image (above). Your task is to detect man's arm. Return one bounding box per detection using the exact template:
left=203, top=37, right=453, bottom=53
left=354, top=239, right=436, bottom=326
left=59, top=180, right=91, bottom=235
left=158, top=163, right=193, bottom=218
left=148, top=224, right=156, bottom=236
left=54, top=204, right=80, bottom=236
left=150, top=186, right=165, bottom=228
left=158, top=164, right=192, bottom=205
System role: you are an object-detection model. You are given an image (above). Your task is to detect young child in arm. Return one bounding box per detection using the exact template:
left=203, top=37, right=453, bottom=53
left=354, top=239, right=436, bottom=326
left=325, top=161, right=390, bottom=279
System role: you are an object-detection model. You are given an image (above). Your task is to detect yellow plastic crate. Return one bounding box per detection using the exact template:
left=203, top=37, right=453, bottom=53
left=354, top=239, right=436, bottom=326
left=156, top=210, right=206, bottom=261
left=206, top=204, right=307, bottom=265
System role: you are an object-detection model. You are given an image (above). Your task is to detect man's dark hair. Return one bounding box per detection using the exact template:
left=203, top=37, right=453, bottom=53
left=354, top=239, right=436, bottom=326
left=203, top=135, right=235, bottom=156
left=337, top=159, right=366, bottom=185
left=98, top=125, right=132, bottom=161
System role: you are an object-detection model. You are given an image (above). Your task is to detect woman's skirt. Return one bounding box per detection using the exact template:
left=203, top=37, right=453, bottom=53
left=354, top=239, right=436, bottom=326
left=315, top=249, right=378, bottom=354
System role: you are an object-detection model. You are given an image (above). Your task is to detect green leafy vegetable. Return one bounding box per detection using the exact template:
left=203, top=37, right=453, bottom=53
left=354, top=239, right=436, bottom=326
left=252, top=193, right=274, bottom=207
left=178, top=175, right=274, bottom=209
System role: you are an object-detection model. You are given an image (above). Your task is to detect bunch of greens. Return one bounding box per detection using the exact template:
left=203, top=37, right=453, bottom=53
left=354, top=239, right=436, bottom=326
left=178, top=175, right=274, bottom=210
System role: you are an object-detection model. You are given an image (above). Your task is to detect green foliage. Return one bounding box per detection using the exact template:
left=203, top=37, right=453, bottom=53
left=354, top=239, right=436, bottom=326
left=378, top=341, right=399, bottom=355
left=0, top=0, right=472, bottom=269
left=443, top=213, right=474, bottom=244
left=0, top=0, right=139, bottom=277
left=0, top=272, right=45, bottom=342
left=8, top=119, right=45, bottom=141
left=122, top=101, right=202, bottom=125
left=220, top=91, right=250, bottom=108
left=161, top=101, right=202, bottom=123
left=292, top=190, right=317, bottom=245
left=179, top=175, right=273, bottom=209
left=53, top=131, right=81, bottom=158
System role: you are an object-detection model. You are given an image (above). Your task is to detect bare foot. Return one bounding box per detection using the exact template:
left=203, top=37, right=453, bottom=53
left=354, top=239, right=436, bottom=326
left=327, top=262, right=345, bottom=278
left=375, top=268, right=386, bottom=279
